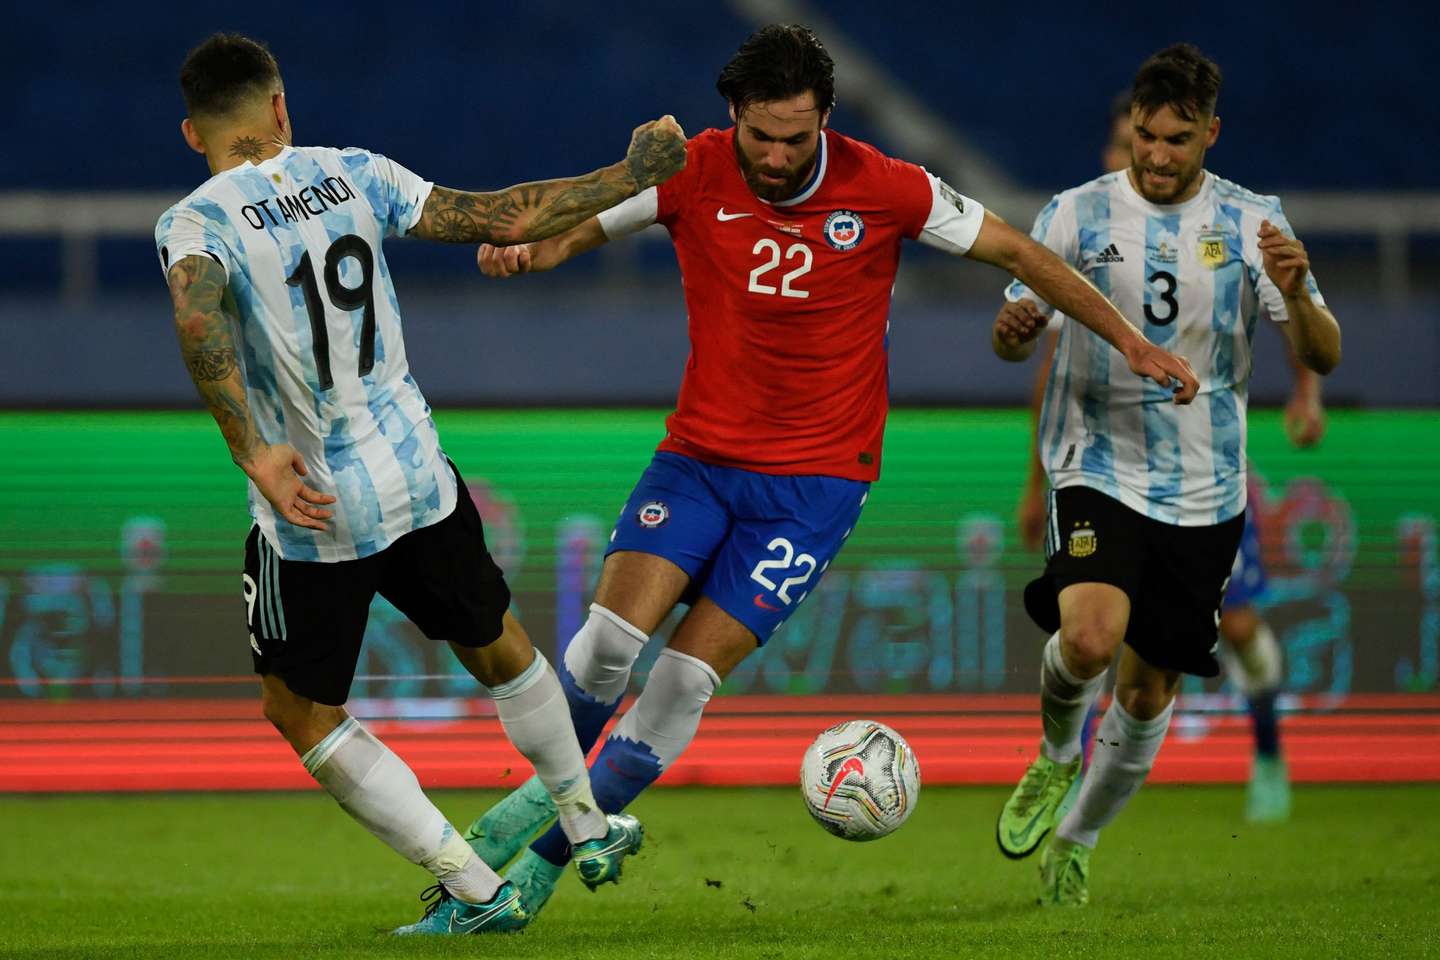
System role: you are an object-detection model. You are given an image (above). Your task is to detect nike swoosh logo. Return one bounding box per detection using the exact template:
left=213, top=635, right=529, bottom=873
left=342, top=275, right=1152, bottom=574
left=1006, top=807, right=1050, bottom=848
left=716, top=208, right=753, bottom=221
left=753, top=593, right=782, bottom=611
left=823, top=757, right=865, bottom=810
left=578, top=835, right=630, bottom=860
left=447, top=892, right=516, bottom=932
left=604, top=757, right=649, bottom=781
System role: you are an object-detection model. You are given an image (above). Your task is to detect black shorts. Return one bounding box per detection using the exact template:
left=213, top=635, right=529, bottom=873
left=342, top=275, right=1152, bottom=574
left=242, top=461, right=510, bottom=705
left=1022, top=485, right=1244, bottom=677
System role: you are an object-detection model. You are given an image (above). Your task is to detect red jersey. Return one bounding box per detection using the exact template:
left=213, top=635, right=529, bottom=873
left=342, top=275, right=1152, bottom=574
left=597, top=127, right=984, bottom=481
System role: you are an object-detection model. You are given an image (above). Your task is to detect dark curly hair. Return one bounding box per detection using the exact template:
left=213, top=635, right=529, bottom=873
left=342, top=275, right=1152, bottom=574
left=716, top=24, right=836, bottom=117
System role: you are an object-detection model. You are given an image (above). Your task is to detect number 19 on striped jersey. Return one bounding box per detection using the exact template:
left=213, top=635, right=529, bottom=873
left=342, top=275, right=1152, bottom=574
left=286, top=234, right=377, bottom=391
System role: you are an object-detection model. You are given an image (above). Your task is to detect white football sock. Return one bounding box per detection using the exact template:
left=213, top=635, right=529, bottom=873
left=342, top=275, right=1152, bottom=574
left=302, top=717, right=500, bottom=904
left=608, top=647, right=720, bottom=769
left=1040, top=632, right=1105, bottom=764
left=488, top=650, right=608, bottom=844
left=1057, top=697, right=1174, bottom=848
left=563, top=603, right=648, bottom=705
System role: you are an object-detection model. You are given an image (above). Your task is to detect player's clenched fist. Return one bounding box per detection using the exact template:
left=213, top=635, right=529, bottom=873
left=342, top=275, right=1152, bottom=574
left=625, top=115, right=687, bottom=192
left=476, top=243, right=533, bottom=278
left=1257, top=219, right=1310, bottom=298
left=993, top=300, right=1049, bottom=348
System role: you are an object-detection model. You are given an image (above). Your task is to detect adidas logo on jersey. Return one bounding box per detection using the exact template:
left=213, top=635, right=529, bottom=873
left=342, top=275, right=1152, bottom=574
left=1095, top=244, right=1125, bottom=264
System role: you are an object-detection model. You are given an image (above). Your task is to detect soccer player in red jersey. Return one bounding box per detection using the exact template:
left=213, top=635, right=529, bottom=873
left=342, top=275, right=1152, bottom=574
left=458, top=24, right=1199, bottom=918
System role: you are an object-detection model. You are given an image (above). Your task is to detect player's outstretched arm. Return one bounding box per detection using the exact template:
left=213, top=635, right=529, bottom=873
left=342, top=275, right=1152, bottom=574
left=475, top=218, right=609, bottom=278
left=967, top=212, right=1200, bottom=404
left=412, top=116, right=685, bottom=246
left=1259, top=219, right=1341, bottom=376
left=167, top=255, right=335, bottom=530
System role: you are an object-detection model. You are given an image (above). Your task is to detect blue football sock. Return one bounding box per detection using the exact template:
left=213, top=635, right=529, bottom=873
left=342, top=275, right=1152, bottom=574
left=1247, top=687, right=1281, bottom=758
left=557, top=661, right=624, bottom=753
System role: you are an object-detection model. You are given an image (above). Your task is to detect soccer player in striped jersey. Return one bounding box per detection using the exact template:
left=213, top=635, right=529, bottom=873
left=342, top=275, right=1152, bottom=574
left=1013, top=92, right=1327, bottom=825
left=454, top=24, right=1200, bottom=921
left=157, top=33, right=685, bottom=934
left=991, top=43, right=1341, bottom=905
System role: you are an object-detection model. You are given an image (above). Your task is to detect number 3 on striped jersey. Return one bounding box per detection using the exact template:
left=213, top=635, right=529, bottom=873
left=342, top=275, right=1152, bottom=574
left=750, top=536, right=818, bottom=605
left=748, top=238, right=812, bottom=298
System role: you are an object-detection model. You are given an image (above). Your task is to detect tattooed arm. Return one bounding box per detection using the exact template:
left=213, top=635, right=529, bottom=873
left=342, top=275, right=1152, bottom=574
left=411, top=115, right=686, bottom=244
left=167, top=255, right=335, bottom=530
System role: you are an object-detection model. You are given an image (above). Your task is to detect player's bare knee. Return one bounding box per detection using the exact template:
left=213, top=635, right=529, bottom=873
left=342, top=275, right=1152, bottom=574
left=1059, top=621, right=1122, bottom=678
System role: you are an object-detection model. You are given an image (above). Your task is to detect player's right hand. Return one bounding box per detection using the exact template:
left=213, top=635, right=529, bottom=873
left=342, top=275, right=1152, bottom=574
left=624, top=115, right=687, bottom=191
left=243, top=443, right=336, bottom=531
left=1016, top=480, right=1047, bottom=552
left=1125, top=340, right=1200, bottom=405
left=476, top=243, right=533, bottom=278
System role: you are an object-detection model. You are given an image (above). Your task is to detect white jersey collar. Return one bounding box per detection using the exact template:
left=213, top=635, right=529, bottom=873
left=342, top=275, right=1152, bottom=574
left=1117, top=168, right=1213, bottom=216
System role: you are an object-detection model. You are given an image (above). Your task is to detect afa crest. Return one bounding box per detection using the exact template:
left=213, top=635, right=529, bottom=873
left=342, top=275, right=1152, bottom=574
left=1068, top=523, right=1097, bottom=558
left=1198, top=235, right=1228, bottom=269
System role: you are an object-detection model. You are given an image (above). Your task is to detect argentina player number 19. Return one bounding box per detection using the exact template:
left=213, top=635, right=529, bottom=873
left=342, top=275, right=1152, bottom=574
left=284, top=235, right=377, bottom=390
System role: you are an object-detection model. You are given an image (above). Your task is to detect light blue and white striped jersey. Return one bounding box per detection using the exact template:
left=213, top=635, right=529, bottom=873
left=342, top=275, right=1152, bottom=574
left=156, top=146, right=454, bottom=562
left=1006, top=170, right=1324, bottom=526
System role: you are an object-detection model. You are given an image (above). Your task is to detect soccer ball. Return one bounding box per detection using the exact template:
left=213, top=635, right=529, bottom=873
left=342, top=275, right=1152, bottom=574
left=799, top=720, right=920, bottom=841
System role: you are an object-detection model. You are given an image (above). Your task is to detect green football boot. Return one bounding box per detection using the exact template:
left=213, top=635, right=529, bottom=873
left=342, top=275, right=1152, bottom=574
left=504, top=849, right=567, bottom=920
left=392, top=881, right=529, bottom=935
left=573, top=813, right=645, bottom=890
left=1245, top=754, right=1292, bottom=824
left=996, top=746, right=1083, bottom=859
left=462, top=775, right=557, bottom=871
left=1037, top=835, right=1091, bottom=907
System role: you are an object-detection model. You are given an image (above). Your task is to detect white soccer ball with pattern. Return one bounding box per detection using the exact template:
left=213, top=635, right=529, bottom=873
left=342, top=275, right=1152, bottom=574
left=800, top=720, right=920, bottom=841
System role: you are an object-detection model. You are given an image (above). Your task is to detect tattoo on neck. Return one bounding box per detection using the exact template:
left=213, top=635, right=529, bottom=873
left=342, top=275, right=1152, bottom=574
left=229, top=136, right=266, bottom=162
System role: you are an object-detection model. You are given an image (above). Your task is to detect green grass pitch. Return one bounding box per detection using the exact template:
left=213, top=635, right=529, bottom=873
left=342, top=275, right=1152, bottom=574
left=1, top=786, right=1434, bottom=959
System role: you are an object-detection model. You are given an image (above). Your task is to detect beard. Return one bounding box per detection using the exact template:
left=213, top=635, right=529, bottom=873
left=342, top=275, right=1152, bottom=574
left=733, top=136, right=818, bottom=202
left=1131, top=158, right=1204, bottom=204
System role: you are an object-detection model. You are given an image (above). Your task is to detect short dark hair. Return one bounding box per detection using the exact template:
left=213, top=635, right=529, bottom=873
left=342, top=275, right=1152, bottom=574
left=1131, top=43, right=1222, bottom=122
left=180, top=33, right=282, bottom=119
left=716, top=24, right=836, bottom=117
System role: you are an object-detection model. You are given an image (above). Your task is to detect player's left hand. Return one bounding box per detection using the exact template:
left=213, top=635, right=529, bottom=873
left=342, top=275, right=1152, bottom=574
left=1124, top=340, right=1200, bottom=404
left=993, top=300, right=1048, bottom=348
left=1284, top=391, right=1326, bottom=448
left=1258, top=220, right=1310, bottom=298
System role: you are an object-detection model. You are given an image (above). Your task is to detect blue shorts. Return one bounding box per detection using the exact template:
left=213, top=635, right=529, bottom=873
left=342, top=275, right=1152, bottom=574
left=607, top=452, right=870, bottom=643
left=1223, top=503, right=1267, bottom=609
